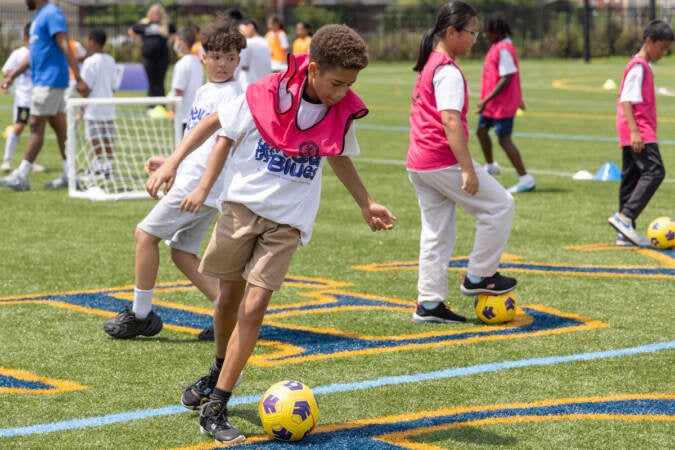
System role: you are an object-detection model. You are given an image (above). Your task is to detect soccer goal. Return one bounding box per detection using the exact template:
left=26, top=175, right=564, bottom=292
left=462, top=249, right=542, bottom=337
left=66, top=96, right=182, bottom=201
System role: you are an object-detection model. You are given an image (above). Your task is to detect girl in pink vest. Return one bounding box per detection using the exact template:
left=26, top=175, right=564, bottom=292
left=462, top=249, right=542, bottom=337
left=475, top=12, right=535, bottom=193
left=408, top=1, right=516, bottom=324
left=609, top=19, right=673, bottom=246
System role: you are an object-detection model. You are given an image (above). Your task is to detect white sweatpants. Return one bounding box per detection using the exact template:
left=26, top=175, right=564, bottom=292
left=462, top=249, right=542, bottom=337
left=408, top=162, right=515, bottom=304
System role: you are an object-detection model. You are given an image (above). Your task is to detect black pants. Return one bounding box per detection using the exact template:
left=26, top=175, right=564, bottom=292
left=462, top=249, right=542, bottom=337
left=142, top=57, right=169, bottom=98
left=619, top=142, right=665, bottom=223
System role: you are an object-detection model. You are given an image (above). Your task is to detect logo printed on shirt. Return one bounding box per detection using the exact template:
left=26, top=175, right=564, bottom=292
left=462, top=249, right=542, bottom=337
left=255, top=138, right=320, bottom=180
left=185, top=107, right=207, bottom=131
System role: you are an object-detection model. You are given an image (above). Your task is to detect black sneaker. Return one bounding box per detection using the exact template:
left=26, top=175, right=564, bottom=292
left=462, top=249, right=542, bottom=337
left=197, top=327, right=214, bottom=341
left=102, top=308, right=163, bottom=339
left=181, top=365, right=220, bottom=410
left=199, top=400, right=245, bottom=444
left=460, top=272, right=517, bottom=296
left=412, top=302, right=467, bottom=323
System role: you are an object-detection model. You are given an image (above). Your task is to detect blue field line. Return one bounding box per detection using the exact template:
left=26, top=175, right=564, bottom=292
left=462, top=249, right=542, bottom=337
left=1, top=341, right=673, bottom=438
left=357, top=123, right=675, bottom=146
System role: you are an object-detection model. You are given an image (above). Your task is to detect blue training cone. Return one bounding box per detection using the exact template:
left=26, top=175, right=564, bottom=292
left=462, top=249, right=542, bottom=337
left=594, top=161, right=621, bottom=181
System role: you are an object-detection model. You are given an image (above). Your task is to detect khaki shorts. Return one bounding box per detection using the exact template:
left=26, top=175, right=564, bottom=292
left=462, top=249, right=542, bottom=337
left=199, top=202, right=300, bottom=291
left=31, top=86, right=66, bottom=116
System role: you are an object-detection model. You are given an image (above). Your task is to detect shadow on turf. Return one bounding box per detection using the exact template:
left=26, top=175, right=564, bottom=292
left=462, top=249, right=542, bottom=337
left=418, top=426, right=518, bottom=446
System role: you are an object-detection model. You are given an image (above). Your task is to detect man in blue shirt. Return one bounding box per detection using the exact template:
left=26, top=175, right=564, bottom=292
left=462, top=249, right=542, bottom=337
left=0, top=0, right=87, bottom=191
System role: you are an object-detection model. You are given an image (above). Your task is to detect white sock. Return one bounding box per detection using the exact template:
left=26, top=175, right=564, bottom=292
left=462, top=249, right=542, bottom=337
left=61, top=159, right=68, bottom=179
left=467, top=274, right=483, bottom=284
left=4, top=131, right=19, bottom=161
left=17, top=159, right=32, bottom=178
left=132, top=287, right=154, bottom=319
left=519, top=173, right=534, bottom=183
left=420, top=301, right=441, bottom=310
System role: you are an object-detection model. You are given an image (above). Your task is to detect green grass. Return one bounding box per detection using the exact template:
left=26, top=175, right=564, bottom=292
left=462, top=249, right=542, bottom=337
left=0, top=58, right=673, bottom=449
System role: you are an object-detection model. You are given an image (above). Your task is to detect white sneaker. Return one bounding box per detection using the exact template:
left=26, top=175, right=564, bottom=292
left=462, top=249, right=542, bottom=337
left=507, top=175, right=536, bottom=193
left=485, top=162, right=501, bottom=175
left=0, top=159, right=11, bottom=171
left=31, top=162, right=45, bottom=173
left=0, top=170, right=29, bottom=191
left=608, top=213, right=640, bottom=246
left=44, top=176, right=68, bottom=189
left=615, top=232, right=649, bottom=247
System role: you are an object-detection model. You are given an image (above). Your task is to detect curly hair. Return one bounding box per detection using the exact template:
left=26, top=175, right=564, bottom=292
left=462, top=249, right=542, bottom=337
left=200, top=14, right=246, bottom=54
left=309, top=24, right=368, bottom=72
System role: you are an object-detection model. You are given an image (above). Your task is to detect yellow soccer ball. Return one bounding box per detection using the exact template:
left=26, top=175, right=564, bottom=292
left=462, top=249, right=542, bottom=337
left=474, top=292, right=518, bottom=324
left=646, top=216, right=675, bottom=249
left=258, top=380, right=320, bottom=442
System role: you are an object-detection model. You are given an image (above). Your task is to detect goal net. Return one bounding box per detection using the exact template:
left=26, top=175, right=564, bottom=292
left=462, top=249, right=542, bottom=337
left=66, top=96, right=182, bottom=201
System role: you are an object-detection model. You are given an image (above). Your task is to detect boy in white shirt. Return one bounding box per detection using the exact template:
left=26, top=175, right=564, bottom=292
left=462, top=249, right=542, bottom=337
left=1, top=22, right=44, bottom=172
left=79, top=29, right=117, bottom=179
left=171, top=27, right=204, bottom=138
left=103, top=17, right=246, bottom=341
left=148, top=25, right=396, bottom=443
left=236, top=18, right=271, bottom=89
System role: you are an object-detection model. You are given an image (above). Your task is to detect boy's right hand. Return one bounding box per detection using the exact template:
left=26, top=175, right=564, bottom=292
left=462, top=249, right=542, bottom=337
left=180, top=186, right=208, bottom=213
left=146, top=160, right=177, bottom=199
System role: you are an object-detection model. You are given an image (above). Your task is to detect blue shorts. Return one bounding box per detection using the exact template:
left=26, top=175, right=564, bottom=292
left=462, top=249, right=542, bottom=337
left=478, top=115, right=514, bottom=136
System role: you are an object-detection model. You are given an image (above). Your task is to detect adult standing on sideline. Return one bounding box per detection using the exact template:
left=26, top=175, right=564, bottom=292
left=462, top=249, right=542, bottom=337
left=0, top=0, right=87, bottom=191
left=128, top=3, right=176, bottom=98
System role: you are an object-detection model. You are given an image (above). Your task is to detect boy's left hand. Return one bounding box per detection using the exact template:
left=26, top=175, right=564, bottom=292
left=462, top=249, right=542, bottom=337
left=363, top=203, right=396, bottom=232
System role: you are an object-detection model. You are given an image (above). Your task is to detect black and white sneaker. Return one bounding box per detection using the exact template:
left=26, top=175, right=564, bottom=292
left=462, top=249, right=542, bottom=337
left=181, top=364, right=220, bottom=410
left=412, top=302, right=467, bottom=323
left=197, top=327, right=214, bottom=341
left=460, top=273, right=517, bottom=296
left=102, top=308, right=163, bottom=339
left=199, top=400, right=245, bottom=444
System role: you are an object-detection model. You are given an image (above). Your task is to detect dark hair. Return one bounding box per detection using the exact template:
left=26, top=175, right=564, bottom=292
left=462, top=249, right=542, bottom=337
left=413, top=1, right=477, bottom=72
left=309, top=24, right=368, bottom=72
left=297, top=21, right=312, bottom=34
left=267, top=14, right=285, bottom=30
left=88, top=29, right=107, bottom=47
left=483, top=11, right=511, bottom=39
left=643, top=19, right=674, bottom=42
left=239, top=17, right=262, bottom=36
left=176, top=27, right=196, bottom=48
left=23, top=21, right=31, bottom=38
left=200, top=14, right=246, bottom=54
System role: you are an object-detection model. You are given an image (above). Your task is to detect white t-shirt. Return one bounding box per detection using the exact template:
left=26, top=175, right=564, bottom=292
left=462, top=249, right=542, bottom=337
left=237, top=36, right=272, bottom=89
left=216, top=93, right=359, bottom=244
left=433, top=64, right=465, bottom=112
left=80, top=52, right=117, bottom=121
left=619, top=63, right=644, bottom=104
left=171, top=54, right=204, bottom=124
left=173, top=80, right=242, bottom=208
left=2, top=46, right=32, bottom=108
left=497, top=39, right=518, bottom=77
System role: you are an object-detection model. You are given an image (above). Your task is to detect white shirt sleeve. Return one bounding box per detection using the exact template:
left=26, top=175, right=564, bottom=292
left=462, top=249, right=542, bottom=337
left=217, top=94, right=255, bottom=140
left=498, top=48, right=518, bottom=76
left=433, top=64, right=465, bottom=112
left=278, top=31, right=290, bottom=51
left=171, top=58, right=188, bottom=93
left=619, top=64, right=644, bottom=104
left=80, top=57, right=96, bottom=90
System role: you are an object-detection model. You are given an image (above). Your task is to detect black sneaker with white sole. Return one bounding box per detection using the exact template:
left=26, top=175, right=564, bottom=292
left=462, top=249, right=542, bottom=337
left=181, top=364, right=220, bottom=410
left=412, top=302, right=467, bottom=323
left=102, top=308, right=163, bottom=339
left=460, top=272, right=517, bottom=296
left=199, top=400, right=245, bottom=444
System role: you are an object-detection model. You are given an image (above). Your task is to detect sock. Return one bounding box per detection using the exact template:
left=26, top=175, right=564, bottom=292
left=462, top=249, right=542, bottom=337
left=519, top=173, right=533, bottom=183
left=17, top=159, right=32, bottom=178
left=4, top=131, right=19, bottom=161
left=486, top=162, right=496, bottom=169
left=61, top=159, right=68, bottom=179
left=467, top=274, right=483, bottom=284
left=214, top=356, right=224, bottom=371
left=211, top=387, right=231, bottom=404
left=132, top=287, right=154, bottom=319
left=420, top=301, right=440, bottom=310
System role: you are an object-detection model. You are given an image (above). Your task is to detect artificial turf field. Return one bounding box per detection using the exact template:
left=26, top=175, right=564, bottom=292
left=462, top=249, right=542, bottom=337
left=0, top=58, right=673, bottom=449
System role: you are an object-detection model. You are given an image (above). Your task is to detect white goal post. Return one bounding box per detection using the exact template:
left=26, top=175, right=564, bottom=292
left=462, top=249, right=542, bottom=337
left=66, top=96, right=182, bottom=201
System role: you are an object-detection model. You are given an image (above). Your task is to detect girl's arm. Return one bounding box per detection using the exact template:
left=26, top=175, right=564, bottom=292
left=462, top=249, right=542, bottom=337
left=180, top=135, right=233, bottom=213
left=440, top=109, right=478, bottom=195
left=476, top=74, right=511, bottom=114
left=327, top=156, right=396, bottom=231
left=146, top=112, right=221, bottom=198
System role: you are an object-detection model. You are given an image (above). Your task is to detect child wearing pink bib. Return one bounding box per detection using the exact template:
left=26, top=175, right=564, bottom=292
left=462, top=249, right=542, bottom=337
left=408, top=2, right=516, bottom=324
left=475, top=12, right=534, bottom=193
left=609, top=20, right=673, bottom=246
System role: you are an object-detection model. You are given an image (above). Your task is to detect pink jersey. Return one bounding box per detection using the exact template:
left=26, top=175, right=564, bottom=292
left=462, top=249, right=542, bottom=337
left=616, top=57, right=657, bottom=147
left=480, top=39, right=521, bottom=119
left=407, top=51, right=467, bottom=171
left=246, top=53, right=368, bottom=157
